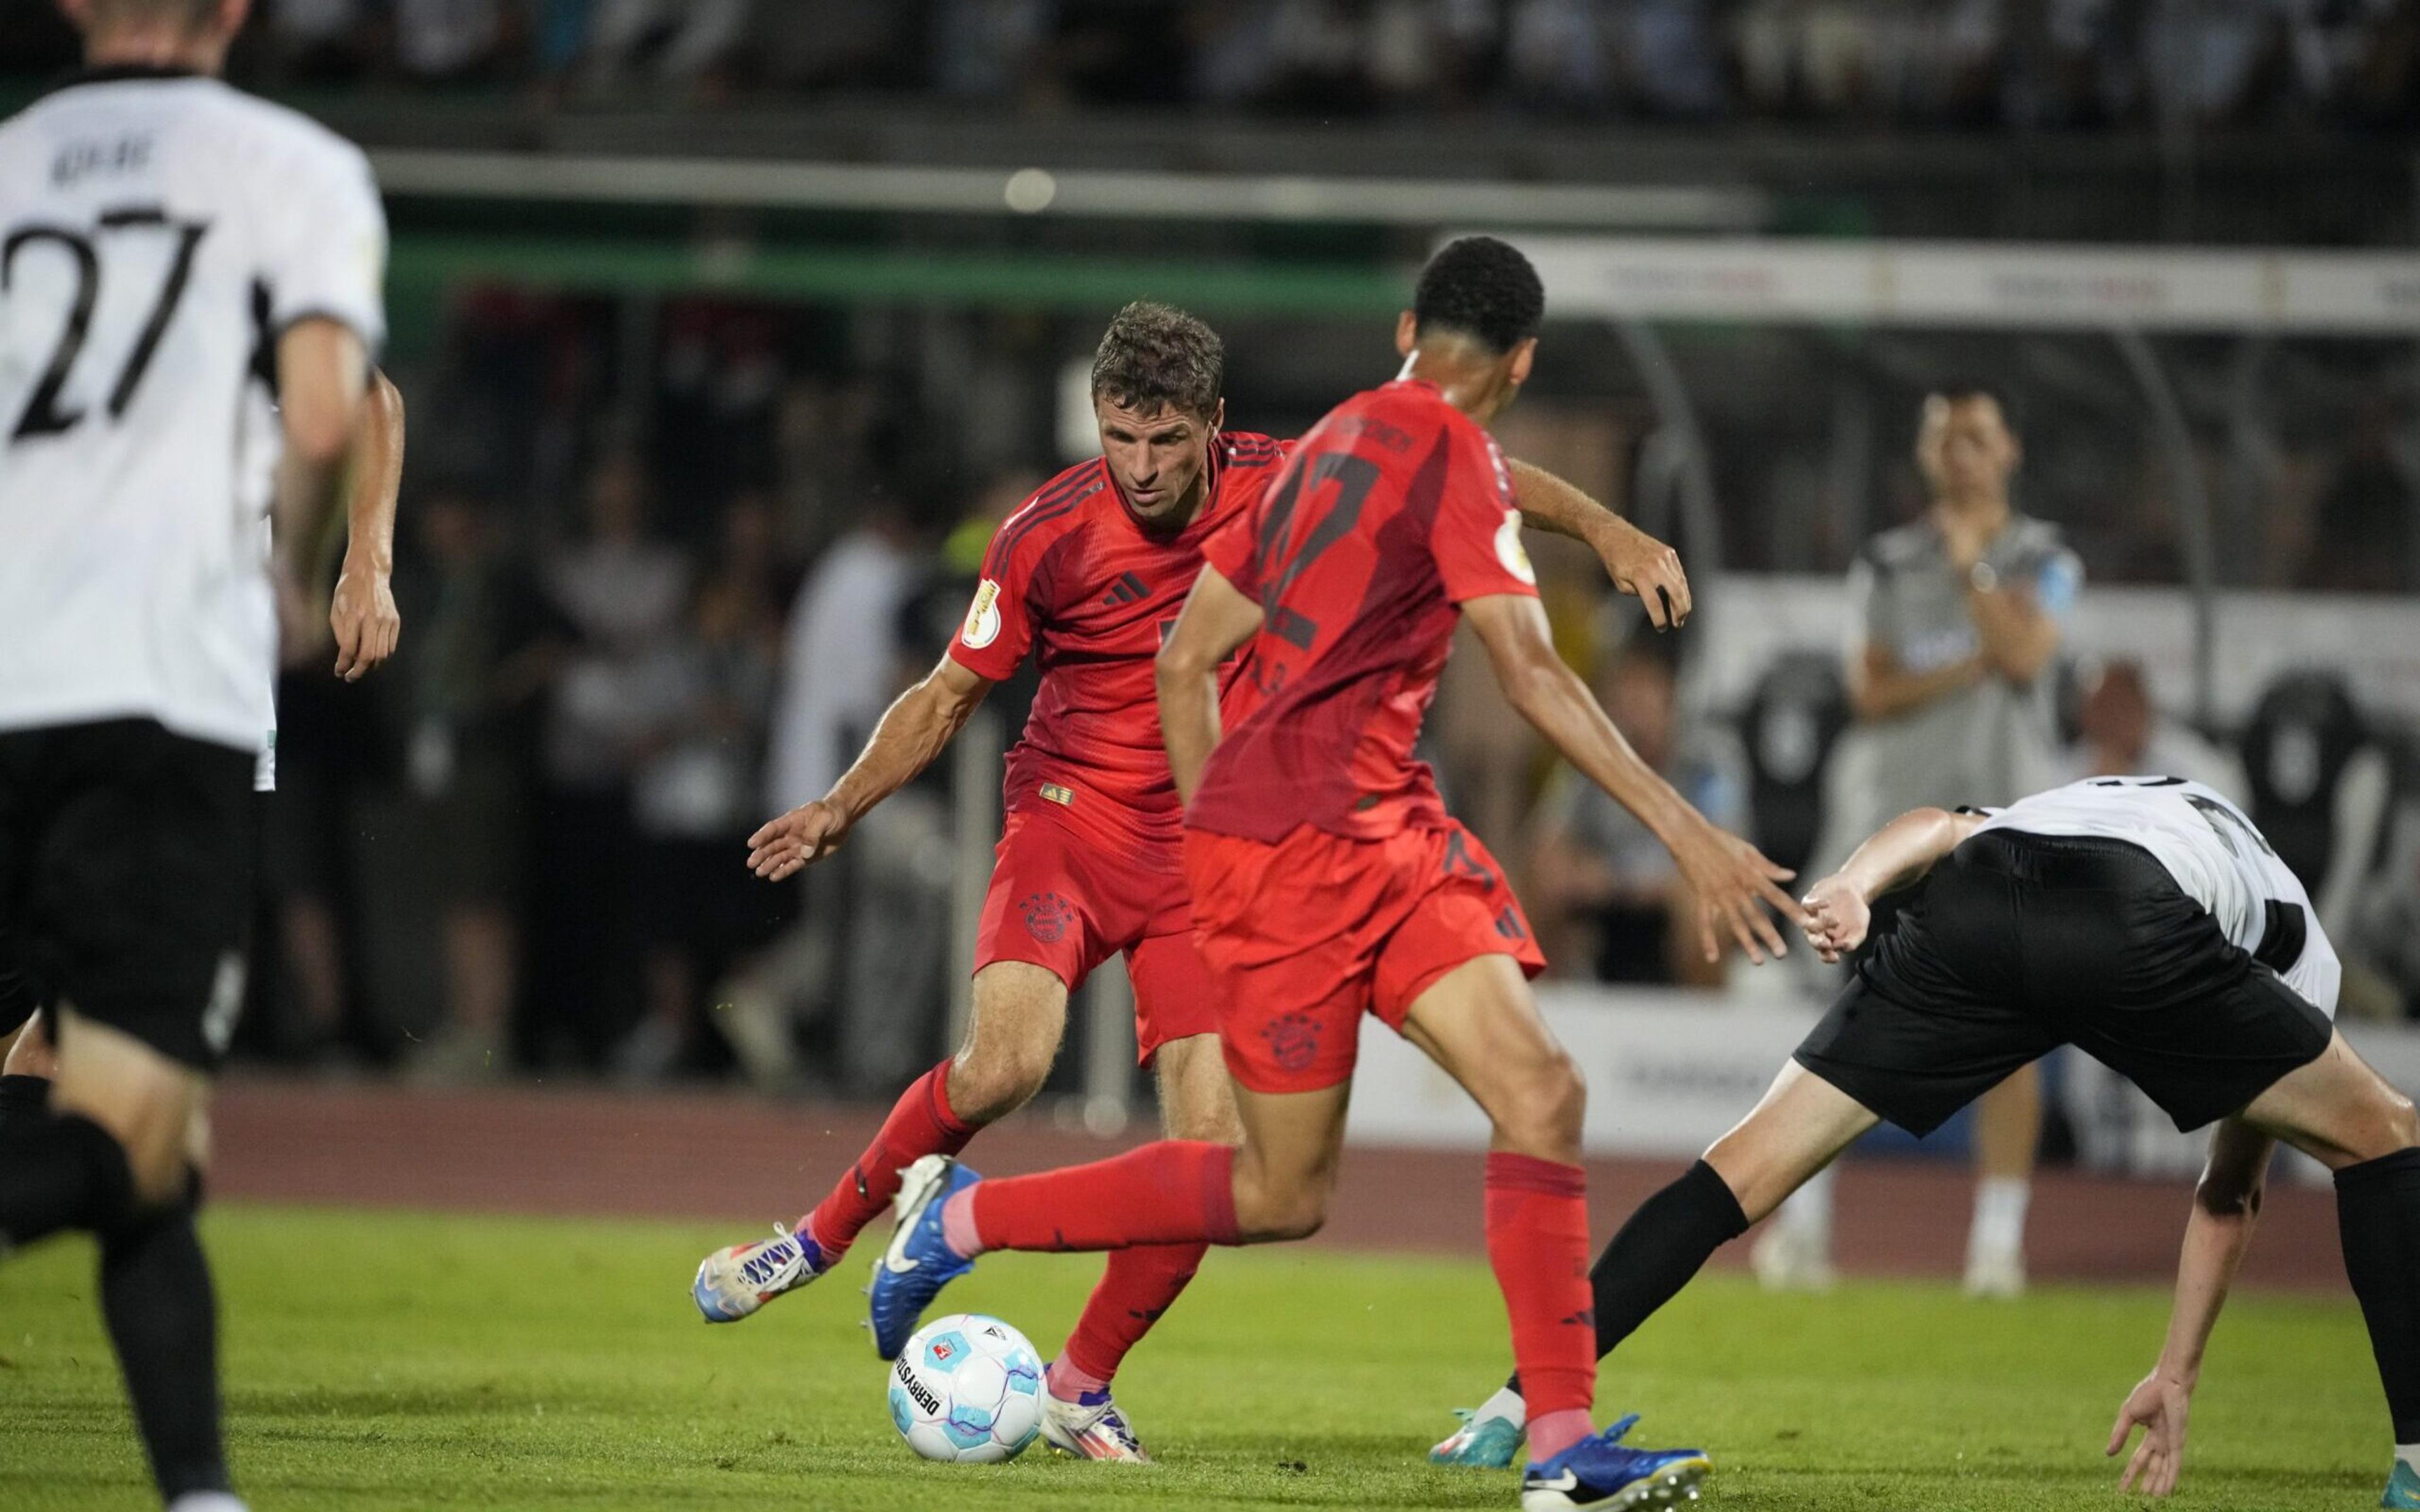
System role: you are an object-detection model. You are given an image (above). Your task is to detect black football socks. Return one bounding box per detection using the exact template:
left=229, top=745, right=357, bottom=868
left=101, top=1189, right=232, bottom=1501
left=1507, top=1159, right=1751, bottom=1395
left=2337, top=1146, right=2420, bottom=1446
left=0, top=1110, right=132, bottom=1249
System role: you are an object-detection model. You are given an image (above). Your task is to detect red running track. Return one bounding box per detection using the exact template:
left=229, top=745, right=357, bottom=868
left=209, top=1075, right=2348, bottom=1292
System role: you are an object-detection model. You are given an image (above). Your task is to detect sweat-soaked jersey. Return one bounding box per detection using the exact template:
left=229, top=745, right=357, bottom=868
left=948, top=430, right=1293, bottom=851
left=1187, top=379, right=1538, bottom=845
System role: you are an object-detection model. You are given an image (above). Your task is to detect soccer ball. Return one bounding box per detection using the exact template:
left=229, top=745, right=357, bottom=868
left=889, top=1313, right=1043, bottom=1463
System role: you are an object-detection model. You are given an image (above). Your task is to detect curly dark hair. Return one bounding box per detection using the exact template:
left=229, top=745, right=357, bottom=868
left=1090, top=302, right=1223, bottom=420
left=1412, top=236, right=1545, bottom=355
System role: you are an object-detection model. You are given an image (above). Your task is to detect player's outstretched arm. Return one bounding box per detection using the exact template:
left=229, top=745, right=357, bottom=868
left=272, top=319, right=373, bottom=653
left=1800, top=806, right=1985, bottom=961
left=1155, top=566, right=1264, bottom=808
left=1505, top=459, right=1690, bottom=630
left=330, top=369, right=406, bottom=682
left=747, top=655, right=996, bottom=881
left=2107, top=1119, right=2276, bottom=1498
left=1462, top=592, right=1801, bottom=963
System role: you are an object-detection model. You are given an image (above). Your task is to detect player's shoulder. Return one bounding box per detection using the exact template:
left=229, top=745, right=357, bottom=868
left=1216, top=430, right=1291, bottom=473
left=2002, top=513, right=2075, bottom=563
left=209, top=84, right=375, bottom=183
left=982, top=457, right=1110, bottom=576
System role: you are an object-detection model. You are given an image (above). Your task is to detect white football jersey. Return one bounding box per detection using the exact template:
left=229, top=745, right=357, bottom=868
left=0, top=69, right=385, bottom=753
left=1974, top=776, right=2341, bottom=1016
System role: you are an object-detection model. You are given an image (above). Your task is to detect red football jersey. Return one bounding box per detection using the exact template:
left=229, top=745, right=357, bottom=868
left=949, top=431, right=1293, bottom=849
left=1188, top=380, right=1540, bottom=844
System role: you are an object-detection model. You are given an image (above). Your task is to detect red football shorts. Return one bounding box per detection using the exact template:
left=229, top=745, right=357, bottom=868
left=974, top=806, right=1221, bottom=1064
left=1181, top=820, right=1547, bottom=1094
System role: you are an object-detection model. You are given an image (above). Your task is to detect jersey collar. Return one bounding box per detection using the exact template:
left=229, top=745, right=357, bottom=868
left=45, top=64, right=203, bottom=97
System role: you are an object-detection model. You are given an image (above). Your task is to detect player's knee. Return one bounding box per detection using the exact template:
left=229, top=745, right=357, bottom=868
left=2377, top=1085, right=2420, bottom=1155
left=1231, top=1157, right=1333, bottom=1242
left=951, top=1042, right=1052, bottom=1123
left=1493, top=1050, right=1585, bottom=1156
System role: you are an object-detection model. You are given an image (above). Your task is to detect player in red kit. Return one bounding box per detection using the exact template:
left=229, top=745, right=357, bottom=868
left=865, top=241, right=1802, bottom=1510
left=694, top=301, right=1687, bottom=1464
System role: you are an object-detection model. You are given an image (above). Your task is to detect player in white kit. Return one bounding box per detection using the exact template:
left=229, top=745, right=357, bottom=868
left=0, top=3, right=386, bottom=1508
left=1435, top=777, right=2420, bottom=1505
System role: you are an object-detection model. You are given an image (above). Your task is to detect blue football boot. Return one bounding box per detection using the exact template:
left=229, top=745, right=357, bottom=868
left=2383, top=1457, right=2420, bottom=1509
left=1520, top=1415, right=1710, bottom=1511
left=867, top=1154, right=981, bottom=1359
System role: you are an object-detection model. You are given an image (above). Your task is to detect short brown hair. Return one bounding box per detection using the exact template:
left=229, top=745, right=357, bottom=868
left=1090, top=302, right=1222, bottom=420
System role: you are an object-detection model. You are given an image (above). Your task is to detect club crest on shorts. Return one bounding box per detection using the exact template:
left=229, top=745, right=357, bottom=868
left=962, top=578, right=1003, bottom=650
left=1262, top=1011, right=1323, bottom=1072
left=1021, top=891, right=1075, bottom=944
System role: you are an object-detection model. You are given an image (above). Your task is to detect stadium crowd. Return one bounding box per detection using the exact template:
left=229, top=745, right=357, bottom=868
left=5, top=0, right=2420, bottom=129
left=222, top=287, right=2420, bottom=1095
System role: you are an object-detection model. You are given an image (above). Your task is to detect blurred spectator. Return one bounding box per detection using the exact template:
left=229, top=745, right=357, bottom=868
left=2059, top=657, right=2247, bottom=795
left=393, top=0, right=506, bottom=80
left=523, top=450, right=688, bottom=1063
left=1529, top=642, right=1745, bottom=985
left=578, top=0, right=754, bottom=91
left=2301, top=399, right=2417, bottom=593
left=764, top=498, right=922, bottom=818
left=617, top=501, right=790, bottom=1081
left=401, top=486, right=562, bottom=1082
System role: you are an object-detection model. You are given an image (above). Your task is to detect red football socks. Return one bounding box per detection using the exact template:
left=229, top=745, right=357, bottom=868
left=801, top=1059, right=974, bottom=1261
left=1058, top=1242, right=1208, bottom=1389
left=964, top=1140, right=1239, bottom=1254
left=1484, top=1152, right=1595, bottom=1457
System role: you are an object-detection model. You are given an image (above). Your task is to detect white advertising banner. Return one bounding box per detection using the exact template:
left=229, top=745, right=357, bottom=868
left=1344, top=985, right=1812, bottom=1155
left=1518, top=236, right=2420, bottom=335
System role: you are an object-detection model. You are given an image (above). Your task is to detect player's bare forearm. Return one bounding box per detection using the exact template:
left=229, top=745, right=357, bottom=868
left=343, top=370, right=404, bottom=579
left=1966, top=585, right=2060, bottom=684
left=2160, top=1121, right=2274, bottom=1383
left=1847, top=640, right=1985, bottom=721
left=271, top=318, right=372, bottom=583
left=1839, top=808, right=1982, bottom=903
left=1156, top=566, right=1262, bottom=806
left=1506, top=458, right=1691, bottom=629
left=826, top=656, right=991, bottom=826
left=1466, top=592, right=1801, bottom=962
left=329, top=370, right=405, bottom=679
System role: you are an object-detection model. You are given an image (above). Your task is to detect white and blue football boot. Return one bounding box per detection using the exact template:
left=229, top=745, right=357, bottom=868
left=1431, top=1386, right=1528, bottom=1467
left=693, top=1223, right=827, bottom=1323
left=868, top=1154, right=981, bottom=1359
left=1519, top=1415, right=1709, bottom=1511
left=2383, top=1456, right=2420, bottom=1509
left=1039, top=1377, right=1152, bottom=1462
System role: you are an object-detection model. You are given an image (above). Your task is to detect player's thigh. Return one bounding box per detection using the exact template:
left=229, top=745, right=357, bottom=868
left=1703, top=1060, right=1881, bottom=1223
left=49, top=1008, right=207, bottom=1203
left=2239, top=1029, right=2420, bottom=1170
left=1153, top=1032, right=1242, bottom=1143
left=957, top=961, right=1071, bottom=1109
left=1396, top=952, right=1579, bottom=1154
left=1127, top=925, right=1223, bottom=1071
left=1226, top=1077, right=1355, bottom=1241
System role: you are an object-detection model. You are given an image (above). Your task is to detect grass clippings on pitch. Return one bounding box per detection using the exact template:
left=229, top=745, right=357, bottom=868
left=0, top=1205, right=2384, bottom=1511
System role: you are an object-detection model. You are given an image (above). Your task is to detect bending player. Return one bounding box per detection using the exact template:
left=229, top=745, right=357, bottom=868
left=1438, top=774, right=2420, bottom=1506
left=862, top=237, right=1801, bottom=1511
left=693, top=299, right=1693, bottom=1463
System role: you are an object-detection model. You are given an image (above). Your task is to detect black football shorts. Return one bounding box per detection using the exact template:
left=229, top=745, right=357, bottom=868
left=1796, top=830, right=2333, bottom=1136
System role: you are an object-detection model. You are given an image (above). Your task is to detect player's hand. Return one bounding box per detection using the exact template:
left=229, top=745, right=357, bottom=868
left=330, top=565, right=401, bottom=682
left=1800, top=873, right=1872, bottom=963
left=2106, top=1368, right=2193, bottom=1497
left=1596, top=518, right=1691, bottom=631
left=747, top=800, right=851, bottom=881
left=1671, top=818, right=1801, bottom=965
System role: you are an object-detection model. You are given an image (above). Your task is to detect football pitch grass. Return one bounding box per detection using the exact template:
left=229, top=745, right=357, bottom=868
left=0, top=1206, right=2385, bottom=1511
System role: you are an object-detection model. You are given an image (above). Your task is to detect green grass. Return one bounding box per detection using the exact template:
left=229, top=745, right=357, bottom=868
left=0, top=1206, right=2388, bottom=1510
